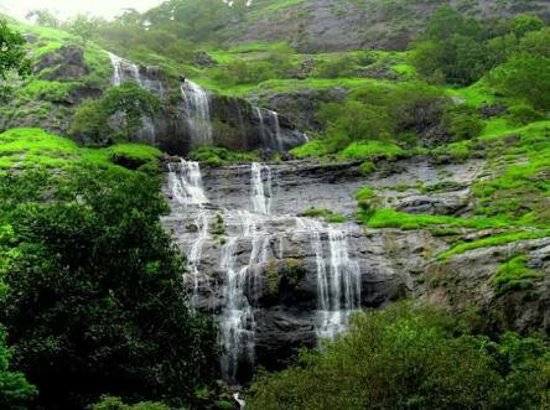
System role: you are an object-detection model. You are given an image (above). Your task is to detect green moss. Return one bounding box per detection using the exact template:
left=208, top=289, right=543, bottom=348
left=362, top=208, right=510, bottom=231
left=360, top=161, right=376, bottom=175
left=301, top=207, right=346, bottom=223
left=493, top=255, right=544, bottom=296
left=0, top=128, right=161, bottom=173
left=438, top=231, right=550, bottom=260
left=339, top=141, right=405, bottom=161
left=188, top=146, right=260, bottom=166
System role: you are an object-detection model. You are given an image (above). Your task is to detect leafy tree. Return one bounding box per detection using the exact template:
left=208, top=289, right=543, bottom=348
left=66, top=14, right=101, bottom=44
left=101, top=82, right=161, bottom=140
left=510, top=14, right=544, bottom=37
left=0, top=21, right=31, bottom=83
left=25, top=9, right=60, bottom=28
left=0, top=167, right=219, bottom=409
left=424, top=5, right=481, bottom=41
left=0, top=327, right=37, bottom=410
left=70, top=99, right=111, bottom=144
left=248, top=304, right=550, bottom=410
left=91, top=396, right=170, bottom=410
left=491, top=53, right=550, bottom=110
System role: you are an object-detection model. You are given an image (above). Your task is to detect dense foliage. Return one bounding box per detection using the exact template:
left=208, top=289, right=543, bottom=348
left=248, top=304, right=550, bottom=410
left=0, top=328, right=37, bottom=409
left=412, top=7, right=545, bottom=86
left=0, top=167, right=218, bottom=408
left=0, top=19, right=31, bottom=99
left=71, top=82, right=161, bottom=143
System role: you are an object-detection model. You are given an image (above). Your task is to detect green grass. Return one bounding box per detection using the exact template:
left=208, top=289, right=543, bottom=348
left=445, top=81, right=496, bottom=108
left=291, top=139, right=332, bottom=158
left=339, top=141, right=405, bottom=161
left=437, top=230, right=550, bottom=260
left=301, top=207, right=346, bottom=223
left=188, top=146, right=260, bottom=166
left=361, top=208, right=511, bottom=231
left=492, top=255, right=544, bottom=296
left=0, top=128, right=161, bottom=173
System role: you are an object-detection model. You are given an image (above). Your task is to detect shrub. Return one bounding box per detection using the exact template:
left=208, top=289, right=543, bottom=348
left=493, top=255, right=544, bottom=295
left=248, top=304, right=550, bottom=410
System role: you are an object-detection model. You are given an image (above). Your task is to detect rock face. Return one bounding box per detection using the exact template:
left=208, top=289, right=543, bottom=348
left=6, top=49, right=308, bottom=155
left=106, top=54, right=308, bottom=155
left=161, top=156, right=549, bottom=384
left=228, top=0, right=549, bottom=52
left=35, top=45, right=90, bottom=81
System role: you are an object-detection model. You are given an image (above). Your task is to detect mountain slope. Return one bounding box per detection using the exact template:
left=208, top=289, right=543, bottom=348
left=224, top=0, right=549, bottom=51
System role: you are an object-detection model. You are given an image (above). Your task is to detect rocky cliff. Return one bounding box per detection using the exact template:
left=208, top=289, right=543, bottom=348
left=162, top=155, right=549, bottom=384
left=1, top=43, right=307, bottom=156
left=226, top=0, right=549, bottom=52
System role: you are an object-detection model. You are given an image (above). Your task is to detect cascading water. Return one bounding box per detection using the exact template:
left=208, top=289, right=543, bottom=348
left=167, top=159, right=209, bottom=205
left=165, top=160, right=362, bottom=383
left=295, top=219, right=362, bottom=339
left=107, top=52, right=162, bottom=143
left=181, top=80, right=213, bottom=147
left=250, top=162, right=273, bottom=215
left=254, top=108, right=284, bottom=152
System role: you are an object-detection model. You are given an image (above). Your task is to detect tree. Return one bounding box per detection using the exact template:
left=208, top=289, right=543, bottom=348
left=67, top=14, right=101, bottom=44
left=101, top=82, right=161, bottom=140
left=491, top=53, right=550, bottom=110
left=25, top=9, right=60, bottom=28
left=0, top=328, right=37, bottom=410
left=490, top=29, right=550, bottom=110
left=0, top=166, right=219, bottom=409
left=248, top=304, right=550, bottom=410
left=70, top=99, right=111, bottom=144
left=0, top=21, right=31, bottom=81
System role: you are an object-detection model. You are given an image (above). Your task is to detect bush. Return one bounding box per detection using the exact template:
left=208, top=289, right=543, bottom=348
left=248, top=304, right=550, bottom=410
left=507, top=104, right=545, bottom=125
left=444, top=105, right=485, bottom=141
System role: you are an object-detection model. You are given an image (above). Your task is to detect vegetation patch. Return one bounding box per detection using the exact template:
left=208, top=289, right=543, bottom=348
left=301, top=207, right=346, bottom=223
left=493, top=255, right=544, bottom=296
left=438, top=231, right=550, bottom=260
left=188, top=146, right=260, bottom=166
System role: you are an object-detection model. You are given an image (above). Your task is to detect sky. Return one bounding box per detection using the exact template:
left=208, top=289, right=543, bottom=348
left=0, top=0, right=165, bottom=21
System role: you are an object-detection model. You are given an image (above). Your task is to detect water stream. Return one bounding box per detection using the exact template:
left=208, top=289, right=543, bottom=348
left=181, top=80, right=213, bottom=147
left=107, top=52, right=164, bottom=143
left=166, top=160, right=362, bottom=383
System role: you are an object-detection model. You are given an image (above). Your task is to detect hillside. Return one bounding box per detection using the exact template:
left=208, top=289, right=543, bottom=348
left=221, top=0, right=550, bottom=51
left=0, top=1, right=549, bottom=409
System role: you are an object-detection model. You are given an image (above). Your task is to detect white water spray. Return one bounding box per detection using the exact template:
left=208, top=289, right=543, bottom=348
left=181, top=80, right=213, bottom=146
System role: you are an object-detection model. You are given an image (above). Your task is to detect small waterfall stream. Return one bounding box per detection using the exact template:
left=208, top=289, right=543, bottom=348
left=255, top=108, right=284, bottom=152
left=107, top=52, right=163, bottom=143
left=181, top=80, right=213, bottom=147
left=166, top=160, right=362, bottom=383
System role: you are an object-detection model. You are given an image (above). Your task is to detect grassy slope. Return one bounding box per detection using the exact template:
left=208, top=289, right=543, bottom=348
left=0, top=22, right=111, bottom=133
left=0, top=128, right=161, bottom=173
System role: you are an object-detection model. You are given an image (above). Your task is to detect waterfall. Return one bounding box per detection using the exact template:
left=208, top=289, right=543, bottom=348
left=220, top=236, right=256, bottom=383
left=167, top=159, right=208, bottom=205
left=107, top=52, right=161, bottom=143
left=165, top=160, right=362, bottom=383
left=250, top=162, right=273, bottom=215
left=181, top=80, right=213, bottom=147
left=254, top=108, right=284, bottom=152
left=167, top=160, right=210, bottom=306
left=188, top=211, right=209, bottom=307
left=220, top=209, right=271, bottom=383
left=296, top=219, right=362, bottom=339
